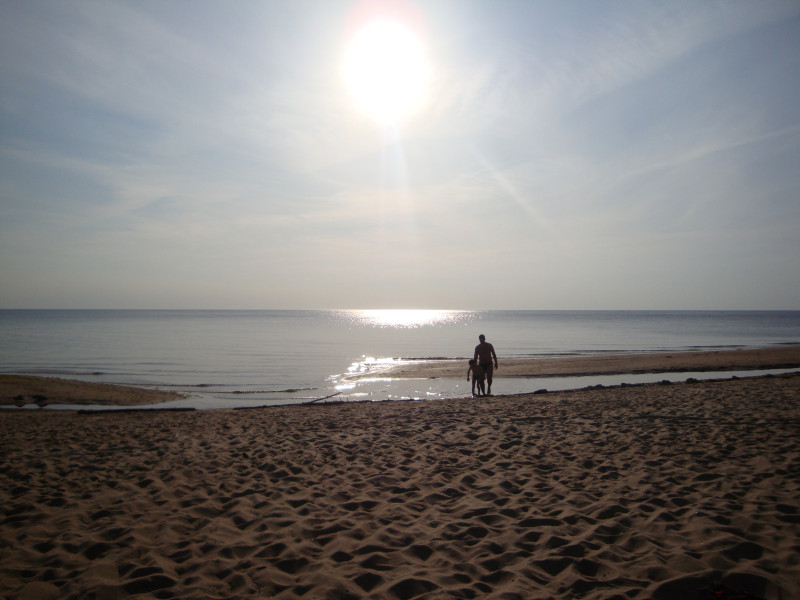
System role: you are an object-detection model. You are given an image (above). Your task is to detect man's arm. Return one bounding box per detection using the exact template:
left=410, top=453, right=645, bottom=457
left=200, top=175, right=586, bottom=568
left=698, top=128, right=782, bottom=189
left=491, top=344, right=498, bottom=368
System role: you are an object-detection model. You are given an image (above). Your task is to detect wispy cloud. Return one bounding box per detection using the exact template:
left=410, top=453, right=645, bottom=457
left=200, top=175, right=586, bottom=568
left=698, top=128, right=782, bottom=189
left=1, top=1, right=798, bottom=308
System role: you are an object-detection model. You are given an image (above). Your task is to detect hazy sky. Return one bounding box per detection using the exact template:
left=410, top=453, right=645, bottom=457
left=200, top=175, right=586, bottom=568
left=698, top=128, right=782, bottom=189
left=2, top=1, right=799, bottom=309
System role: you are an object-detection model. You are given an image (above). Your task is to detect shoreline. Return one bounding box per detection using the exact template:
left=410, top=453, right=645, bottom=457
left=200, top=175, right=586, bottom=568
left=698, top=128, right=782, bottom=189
left=2, top=346, right=800, bottom=408
left=1, top=374, right=798, bottom=599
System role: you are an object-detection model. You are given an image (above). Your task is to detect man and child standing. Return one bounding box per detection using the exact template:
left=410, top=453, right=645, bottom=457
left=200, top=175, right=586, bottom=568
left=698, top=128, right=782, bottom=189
left=467, top=334, right=498, bottom=396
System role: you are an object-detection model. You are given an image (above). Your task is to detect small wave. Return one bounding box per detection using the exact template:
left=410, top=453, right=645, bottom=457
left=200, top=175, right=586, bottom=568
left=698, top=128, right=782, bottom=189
left=399, top=356, right=461, bottom=361
left=156, top=384, right=316, bottom=393
left=227, top=387, right=317, bottom=395
left=156, top=383, right=222, bottom=388
left=4, top=370, right=107, bottom=376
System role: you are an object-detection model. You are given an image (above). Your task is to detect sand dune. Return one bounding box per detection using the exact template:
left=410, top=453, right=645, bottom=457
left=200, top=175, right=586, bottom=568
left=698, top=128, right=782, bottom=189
left=2, top=372, right=799, bottom=599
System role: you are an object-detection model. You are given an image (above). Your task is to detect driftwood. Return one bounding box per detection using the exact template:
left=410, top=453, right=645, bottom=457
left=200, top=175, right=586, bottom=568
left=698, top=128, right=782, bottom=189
left=232, top=391, right=343, bottom=410
left=303, top=391, right=342, bottom=405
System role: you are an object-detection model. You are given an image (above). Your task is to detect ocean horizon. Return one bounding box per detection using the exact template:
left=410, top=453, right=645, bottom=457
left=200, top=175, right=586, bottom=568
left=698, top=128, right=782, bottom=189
left=2, top=309, right=800, bottom=409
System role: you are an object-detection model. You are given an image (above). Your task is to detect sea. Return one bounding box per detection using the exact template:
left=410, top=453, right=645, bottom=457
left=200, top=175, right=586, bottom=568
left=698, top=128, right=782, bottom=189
left=2, top=309, right=799, bottom=410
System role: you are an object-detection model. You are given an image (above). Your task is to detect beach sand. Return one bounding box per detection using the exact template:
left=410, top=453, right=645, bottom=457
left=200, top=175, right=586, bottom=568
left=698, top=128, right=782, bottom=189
left=363, top=346, right=800, bottom=380
left=2, top=366, right=799, bottom=598
left=0, top=375, right=183, bottom=408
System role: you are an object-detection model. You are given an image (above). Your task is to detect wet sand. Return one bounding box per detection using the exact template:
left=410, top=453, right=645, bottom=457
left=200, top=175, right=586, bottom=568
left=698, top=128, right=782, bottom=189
left=2, top=370, right=799, bottom=599
left=364, top=346, right=800, bottom=380
left=0, top=375, right=183, bottom=407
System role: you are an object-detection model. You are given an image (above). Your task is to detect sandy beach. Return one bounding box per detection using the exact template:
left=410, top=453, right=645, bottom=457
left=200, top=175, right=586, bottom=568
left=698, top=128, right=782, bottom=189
left=0, top=375, right=183, bottom=408
left=363, top=346, right=800, bottom=380
left=2, top=353, right=799, bottom=599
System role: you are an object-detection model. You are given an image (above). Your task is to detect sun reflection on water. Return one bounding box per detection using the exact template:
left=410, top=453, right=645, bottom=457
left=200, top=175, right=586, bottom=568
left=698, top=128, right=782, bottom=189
left=345, top=309, right=472, bottom=328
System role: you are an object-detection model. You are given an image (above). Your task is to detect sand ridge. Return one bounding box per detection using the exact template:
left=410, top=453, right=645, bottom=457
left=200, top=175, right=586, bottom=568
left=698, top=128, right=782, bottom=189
left=358, top=346, right=800, bottom=380
left=2, top=374, right=799, bottom=599
left=0, top=375, right=183, bottom=407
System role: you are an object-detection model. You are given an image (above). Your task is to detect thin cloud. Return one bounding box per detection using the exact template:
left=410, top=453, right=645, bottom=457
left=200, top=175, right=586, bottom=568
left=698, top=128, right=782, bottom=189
left=1, top=1, right=798, bottom=308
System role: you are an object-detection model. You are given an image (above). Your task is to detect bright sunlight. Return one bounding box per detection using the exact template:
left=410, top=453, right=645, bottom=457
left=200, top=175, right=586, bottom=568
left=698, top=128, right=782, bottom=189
left=343, top=19, right=429, bottom=124
left=347, top=309, right=471, bottom=328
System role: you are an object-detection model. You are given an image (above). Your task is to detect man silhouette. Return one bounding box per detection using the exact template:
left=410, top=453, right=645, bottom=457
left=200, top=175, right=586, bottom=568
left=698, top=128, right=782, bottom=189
left=473, top=334, right=498, bottom=395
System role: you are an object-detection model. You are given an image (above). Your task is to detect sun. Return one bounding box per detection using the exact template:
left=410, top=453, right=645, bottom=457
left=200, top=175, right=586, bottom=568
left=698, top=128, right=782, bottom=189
left=343, top=19, right=429, bottom=124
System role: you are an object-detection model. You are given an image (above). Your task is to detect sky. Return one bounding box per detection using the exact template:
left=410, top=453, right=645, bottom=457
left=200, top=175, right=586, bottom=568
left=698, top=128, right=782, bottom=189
left=1, top=0, right=799, bottom=310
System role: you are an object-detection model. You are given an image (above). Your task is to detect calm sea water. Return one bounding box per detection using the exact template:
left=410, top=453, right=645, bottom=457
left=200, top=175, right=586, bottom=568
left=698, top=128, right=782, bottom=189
left=1, top=310, right=799, bottom=408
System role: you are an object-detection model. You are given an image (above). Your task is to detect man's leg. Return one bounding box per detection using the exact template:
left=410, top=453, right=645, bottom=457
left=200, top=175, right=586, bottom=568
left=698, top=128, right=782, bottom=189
left=482, top=364, right=493, bottom=394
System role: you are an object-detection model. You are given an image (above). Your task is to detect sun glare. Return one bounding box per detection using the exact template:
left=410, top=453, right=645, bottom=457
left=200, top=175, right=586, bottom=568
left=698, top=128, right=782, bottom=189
left=350, top=309, right=470, bottom=329
left=343, top=19, right=428, bottom=124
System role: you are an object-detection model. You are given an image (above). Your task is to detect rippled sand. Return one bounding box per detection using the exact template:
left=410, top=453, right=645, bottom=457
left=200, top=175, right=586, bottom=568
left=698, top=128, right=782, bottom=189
left=2, top=371, right=798, bottom=599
